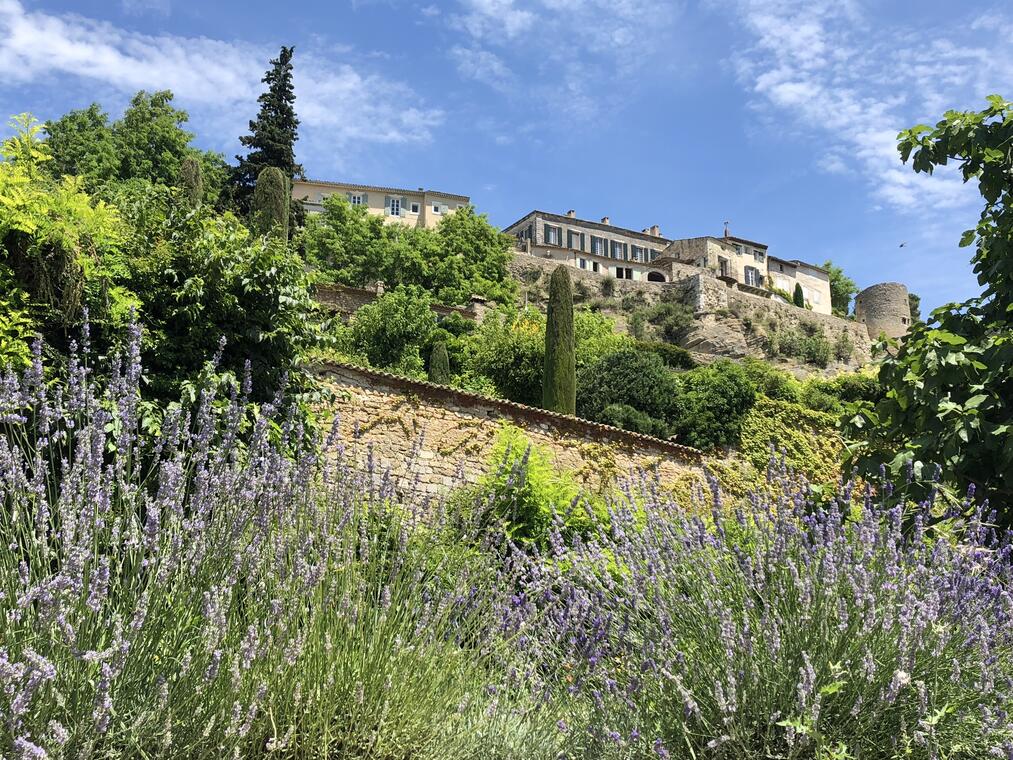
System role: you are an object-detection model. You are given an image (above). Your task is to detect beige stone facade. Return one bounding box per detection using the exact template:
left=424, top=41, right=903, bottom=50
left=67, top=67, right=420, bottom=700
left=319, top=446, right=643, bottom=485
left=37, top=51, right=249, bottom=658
left=293, top=179, right=469, bottom=229
left=503, top=211, right=834, bottom=315
left=316, top=362, right=703, bottom=497
left=503, top=210, right=671, bottom=283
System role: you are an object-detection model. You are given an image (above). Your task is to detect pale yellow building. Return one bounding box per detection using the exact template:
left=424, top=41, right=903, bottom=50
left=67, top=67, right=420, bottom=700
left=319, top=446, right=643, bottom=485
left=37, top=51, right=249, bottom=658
left=292, top=179, right=470, bottom=229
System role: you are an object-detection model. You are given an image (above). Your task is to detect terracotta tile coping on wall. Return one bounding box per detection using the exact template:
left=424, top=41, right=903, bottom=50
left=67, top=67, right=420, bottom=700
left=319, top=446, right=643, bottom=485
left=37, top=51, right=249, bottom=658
left=316, top=361, right=705, bottom=464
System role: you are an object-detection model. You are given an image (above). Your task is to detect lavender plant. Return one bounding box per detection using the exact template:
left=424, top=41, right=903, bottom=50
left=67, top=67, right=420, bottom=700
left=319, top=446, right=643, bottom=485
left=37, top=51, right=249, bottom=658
left=514, top=473, right=1013, bottom=758
left=0, top=330, right=558, bottom=758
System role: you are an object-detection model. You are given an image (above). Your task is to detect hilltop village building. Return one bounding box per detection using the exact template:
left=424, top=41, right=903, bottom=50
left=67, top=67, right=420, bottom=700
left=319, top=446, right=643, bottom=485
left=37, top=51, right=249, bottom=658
left=504, top=210, right=834, bottom=316
left=292, top=179, right=469, bottom=230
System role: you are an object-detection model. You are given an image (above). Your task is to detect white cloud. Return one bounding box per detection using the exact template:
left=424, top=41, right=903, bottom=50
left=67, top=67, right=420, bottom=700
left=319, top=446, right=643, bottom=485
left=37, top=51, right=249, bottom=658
left=450, top=46, right=514, bottom=90
left=725, top=0, right=1012, bottom=212
left=0, top=0, right=442, bottom=166
left=445, top=0, right=683, bottom=119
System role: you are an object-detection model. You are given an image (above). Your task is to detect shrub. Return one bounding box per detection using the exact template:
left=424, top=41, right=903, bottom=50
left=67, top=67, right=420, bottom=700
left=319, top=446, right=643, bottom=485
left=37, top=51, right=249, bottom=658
left=669, top=359, right=756, bottom=450
left=799, top=331, right=832, bottom=367
left=600, top=275, right=616, bottom=297
left=525, top=478, right=1013, bottom=759
left=577, top=349, right=678, bottom=434
left=833, top=329, right=854, bottom=361
left=348, top=285, right=438, bottom=376
left=598, top=403, right=669, bottom=438
left=740, top=357, right=801, bottom=402
left=543, top=266, right=576, bottom=415
left=631, top=301, right=694, bottom=343
left=636, top=340, right=696, bottom=370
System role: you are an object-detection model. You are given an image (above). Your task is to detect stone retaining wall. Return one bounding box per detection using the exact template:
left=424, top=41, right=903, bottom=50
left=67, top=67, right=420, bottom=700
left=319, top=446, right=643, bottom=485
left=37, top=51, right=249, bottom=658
left=317, top=362, right=702, bottom=495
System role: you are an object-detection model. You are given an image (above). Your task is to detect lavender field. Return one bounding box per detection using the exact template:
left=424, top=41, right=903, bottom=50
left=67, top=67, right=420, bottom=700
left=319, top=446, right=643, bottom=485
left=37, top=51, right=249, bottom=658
left=2, top=333, right=1013, bottom=759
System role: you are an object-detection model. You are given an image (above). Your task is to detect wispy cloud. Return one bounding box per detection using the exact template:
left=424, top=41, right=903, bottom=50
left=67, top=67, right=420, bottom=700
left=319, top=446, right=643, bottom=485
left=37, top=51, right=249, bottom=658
left=725, top=0, right=1012, bottom=212
left=0, top=0, right=442, bottom=165
left=443, top=0, right=683, bottom=119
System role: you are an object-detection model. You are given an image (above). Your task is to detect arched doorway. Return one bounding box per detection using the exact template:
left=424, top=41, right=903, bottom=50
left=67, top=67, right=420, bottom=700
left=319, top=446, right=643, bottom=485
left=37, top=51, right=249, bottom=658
left=647, top=271, right=666, bottom=282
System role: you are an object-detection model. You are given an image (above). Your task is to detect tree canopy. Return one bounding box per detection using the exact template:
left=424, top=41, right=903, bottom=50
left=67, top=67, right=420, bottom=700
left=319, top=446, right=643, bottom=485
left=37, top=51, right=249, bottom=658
left=231, top=46, right=302, bottom=215
left=822, top=259, right=858, bottom=316
left=301, top=195, right=516, bottom=306
left=845, top=95, right=1013, bottom=506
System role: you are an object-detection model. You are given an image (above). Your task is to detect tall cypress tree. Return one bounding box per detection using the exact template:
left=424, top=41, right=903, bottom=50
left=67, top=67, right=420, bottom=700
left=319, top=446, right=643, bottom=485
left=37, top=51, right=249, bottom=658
left=232, top=46, right=303, bottom=216
left=428, top=342, right=451, bottom=384
left=252, top=167, right=289, bottom=239
left=793, top=282, right=806, bottom=308
left=542, top=266, right=576, bottom=415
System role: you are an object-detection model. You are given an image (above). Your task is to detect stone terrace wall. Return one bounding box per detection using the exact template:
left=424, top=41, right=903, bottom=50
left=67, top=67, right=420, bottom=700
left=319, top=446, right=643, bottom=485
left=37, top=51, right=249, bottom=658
left=317, top=362, right=703, bottom=496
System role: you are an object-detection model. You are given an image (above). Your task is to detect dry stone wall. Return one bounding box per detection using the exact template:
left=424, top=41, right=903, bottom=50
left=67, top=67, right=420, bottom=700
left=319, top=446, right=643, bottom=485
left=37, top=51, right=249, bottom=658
left=317, top=362, right=703, bottom=496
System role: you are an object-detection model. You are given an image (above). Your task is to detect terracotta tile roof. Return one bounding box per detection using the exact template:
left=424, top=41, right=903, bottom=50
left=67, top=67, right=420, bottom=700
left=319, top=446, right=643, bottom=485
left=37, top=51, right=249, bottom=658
left=295, top=178, right=470, bottom=203
left=316, top=361, right=704, bottom=462
left=504, top=210, right=673, bottom=245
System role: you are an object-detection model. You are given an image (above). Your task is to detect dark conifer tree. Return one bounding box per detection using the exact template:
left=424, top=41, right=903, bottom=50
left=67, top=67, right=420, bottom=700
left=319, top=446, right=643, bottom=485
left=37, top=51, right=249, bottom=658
left=252, top=167, right=290, bottom=239
left=231, top=46, right=303, bottom=216
left=542, top=266, right=576, bottom=415
left=428, top=342, right=451, bottom=384
left=793, top=282, right=806, bottom=308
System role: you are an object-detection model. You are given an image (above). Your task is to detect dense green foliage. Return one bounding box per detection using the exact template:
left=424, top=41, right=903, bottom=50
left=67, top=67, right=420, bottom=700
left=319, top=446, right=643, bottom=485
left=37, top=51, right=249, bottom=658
left=252, top=166, right=290, bottom=239
left=577, top=349, right=678, bottom=438
left=344, top=286, right=439, bottom=377
left=740, top=395, right=843, bottom=483
left=44, top=92, right=227, bottom=205
left=302, top=195, right=516, bottom=306
left=847, top=95, right=1013, bottom=504
left=629, top=297, right=694, bottom=342
left=428, top=341, right=451, bottom=384
left=908, top=291, right=922, bottom=321
left=231, top=46, right=303, bottom=215
left=635, top=339, right=696, bottom=369
left=670, top=359, right=756, bottom=450
left=822, top=258, right=858, bottom=316
left=542, top=266, right=576, bottom=414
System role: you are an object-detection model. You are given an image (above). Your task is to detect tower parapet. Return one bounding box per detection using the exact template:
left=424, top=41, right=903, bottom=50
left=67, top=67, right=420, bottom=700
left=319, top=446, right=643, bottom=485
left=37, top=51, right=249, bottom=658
left=854, top=282, right=911, bottom=340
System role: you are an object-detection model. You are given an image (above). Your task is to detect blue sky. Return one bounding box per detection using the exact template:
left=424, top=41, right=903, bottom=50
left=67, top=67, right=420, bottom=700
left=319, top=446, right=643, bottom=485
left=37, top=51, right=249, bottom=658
left=1, top=0, right=1010, bottom=312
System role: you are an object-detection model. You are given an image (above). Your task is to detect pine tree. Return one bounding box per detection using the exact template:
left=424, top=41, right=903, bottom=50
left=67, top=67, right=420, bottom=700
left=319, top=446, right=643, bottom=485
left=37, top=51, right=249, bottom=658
left=793, top=282, right=806, bottom=308
left=231, top=46, right=303, bottom=216
left=542, top=266, right=576, bottom=415
left=252, top=167, right=289, bottom=239
left=428, top=342, right=451, bottom=384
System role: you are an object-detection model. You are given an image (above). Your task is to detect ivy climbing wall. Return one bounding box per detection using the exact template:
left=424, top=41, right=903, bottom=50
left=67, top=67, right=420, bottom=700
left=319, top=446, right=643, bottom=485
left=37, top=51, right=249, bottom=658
left=316, top=362, right=703, bottom=496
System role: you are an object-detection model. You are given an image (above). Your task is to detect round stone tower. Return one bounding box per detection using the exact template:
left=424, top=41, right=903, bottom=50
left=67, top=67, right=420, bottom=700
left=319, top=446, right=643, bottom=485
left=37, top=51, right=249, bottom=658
left=854, top=282, right=911, bottom=340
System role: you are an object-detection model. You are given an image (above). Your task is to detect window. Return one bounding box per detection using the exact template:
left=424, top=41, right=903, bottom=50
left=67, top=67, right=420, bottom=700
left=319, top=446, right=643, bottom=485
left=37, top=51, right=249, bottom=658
left=744, top=266, right=763, bottom=287
left=390, top=197, right=401, bottom=217
left=626, top=268, right=633, bottom=280
left=579, top=258, right=588, bottom=270
left=631, top=245, right=645, bottom=262
left=809, top=289, right=821, bottom=304
left=611, top=240, right=627, bottom=260
left=410, top=202, right=420, bottom=214
left=735, top=244, right=744, bottom=255
left=753, top=248, right=765, bottom=262
left=649, top=249, right=659, bottom=262
left=718, top=257, right=730, bottom=278
left=545, top=224, right=561, bottom=245
left=568, top=230, right=584, bottom=250
left=616, top=267, right=625, bottom=279
left=591, top=236, right=606, bottom=256
left=432, top=203, right=441, bottom=213
left=592, top=261, right=600, bottom=273
left=349, top=193, right=363, bottom=206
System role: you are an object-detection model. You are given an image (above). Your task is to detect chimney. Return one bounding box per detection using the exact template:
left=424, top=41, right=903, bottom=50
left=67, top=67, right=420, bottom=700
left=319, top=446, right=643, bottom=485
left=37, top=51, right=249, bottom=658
left=601, top=216, right=610, bottom=225
left=566, top=209, right=576, bottom=218
left=650, top=224, right=661, bottom=237
left=723, top=220, right=730, bottom=239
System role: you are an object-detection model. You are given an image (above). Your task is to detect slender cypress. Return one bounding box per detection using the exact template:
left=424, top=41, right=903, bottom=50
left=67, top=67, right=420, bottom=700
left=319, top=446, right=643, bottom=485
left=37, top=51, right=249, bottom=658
left=231, top=46, right=303, bottom=216
left=179, top=155, right=203, bottom=208
left=252, top=166, right=289, bottom=239
left=542, top=265, right=576, bottom=414
left=793, top=282, right=806, bottom=308
left=428, top=342, right=451, bottom=384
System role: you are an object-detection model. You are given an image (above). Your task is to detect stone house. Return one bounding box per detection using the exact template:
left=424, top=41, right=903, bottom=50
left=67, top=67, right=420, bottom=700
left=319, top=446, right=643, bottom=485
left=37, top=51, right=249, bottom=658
left=292, top=179, right=469, bottom=229
left=503, top=210, right=672, bottom=282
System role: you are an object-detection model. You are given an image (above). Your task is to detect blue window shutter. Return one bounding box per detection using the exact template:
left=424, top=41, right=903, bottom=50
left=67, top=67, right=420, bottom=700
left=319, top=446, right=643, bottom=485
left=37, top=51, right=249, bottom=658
left=362, top=192, right=369, bottom=204
left=580, top=233, right=585, bottom=251
left=384, top=195, right=391, bottom=215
